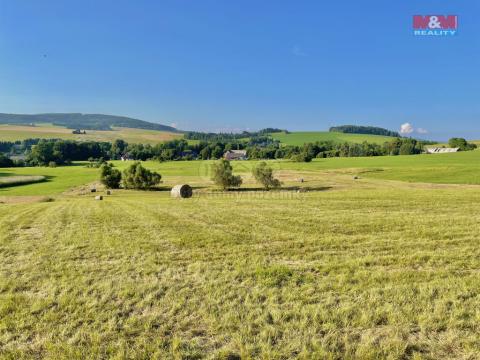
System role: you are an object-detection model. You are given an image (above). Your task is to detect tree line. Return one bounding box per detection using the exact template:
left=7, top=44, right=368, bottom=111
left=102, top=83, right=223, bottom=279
left=329, top=125, right=400, bottom=137
left=184, top=128, right=285, bottom=141
left=0, top=136, right=475, bottom=168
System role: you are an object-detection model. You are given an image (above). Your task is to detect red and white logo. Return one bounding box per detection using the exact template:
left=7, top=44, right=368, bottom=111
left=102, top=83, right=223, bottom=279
left=413, top=15, right=458, bottom=36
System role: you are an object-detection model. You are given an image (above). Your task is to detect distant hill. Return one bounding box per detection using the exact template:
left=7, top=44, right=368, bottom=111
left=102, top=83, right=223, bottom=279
left=0, top=113, right=178, bottom=132
left=329, top=125, right=400, bottom=137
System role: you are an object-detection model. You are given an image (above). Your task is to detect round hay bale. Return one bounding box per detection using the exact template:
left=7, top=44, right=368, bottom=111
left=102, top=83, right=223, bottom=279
left=171, top=184, right=193, bottom=198
left=106, top=190, right=111, bottom=195
left=94, top=195, right=103, bottom=201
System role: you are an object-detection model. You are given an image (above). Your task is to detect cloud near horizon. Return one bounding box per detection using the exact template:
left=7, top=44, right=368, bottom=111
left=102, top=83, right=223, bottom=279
left=400, top=122, right=428, bottom=135
left=400, top=123, right=414, bottom=135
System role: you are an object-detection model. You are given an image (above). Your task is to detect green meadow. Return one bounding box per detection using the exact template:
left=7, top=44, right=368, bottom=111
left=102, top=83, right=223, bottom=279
left=270, top=131, right=397, bottom=146
left=1, top=151, right=480, bottom=358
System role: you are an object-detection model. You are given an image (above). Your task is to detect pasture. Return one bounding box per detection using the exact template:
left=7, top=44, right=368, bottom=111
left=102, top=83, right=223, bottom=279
left=0, top=123, right=181, bottom=144
left=1, top=151, right=480, bottom=358
left=270, top=131, right=397, bottom=146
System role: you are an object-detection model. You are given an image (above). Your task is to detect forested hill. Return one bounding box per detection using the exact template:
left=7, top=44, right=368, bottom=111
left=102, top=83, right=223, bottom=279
left=329, top=125, right=400, bottom=137
left=0, top=113, right=179, bottom=132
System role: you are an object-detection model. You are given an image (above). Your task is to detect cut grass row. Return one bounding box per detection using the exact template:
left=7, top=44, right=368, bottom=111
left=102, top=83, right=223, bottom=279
left=0, top=175, right=46, bottom=188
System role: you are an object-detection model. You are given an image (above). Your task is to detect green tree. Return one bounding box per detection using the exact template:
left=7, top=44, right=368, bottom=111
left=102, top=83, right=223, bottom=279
left=399, top=143, right=415, bottom=155
left=211, top=146, right=223, bottom=159
left=121, top=162, right=161, bottom=190
left=211, top=159, right=242, bottom=190
left=100, top=163, right=122, bottom=189
left=28, top=140, right=55, bottom=166
left=448, top=138, right=477, bottom=151
left=252, top=162, right=281, bottom=190
left=111, top=139, right=127, bottom=159
left=291, top=152, right=313, bottom=162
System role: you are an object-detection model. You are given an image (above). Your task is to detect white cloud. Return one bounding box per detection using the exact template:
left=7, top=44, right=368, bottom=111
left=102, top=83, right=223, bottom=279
left=399, top=123, right=429, bottom=136
left=292, top=45, right=307, bottom=57
left=400, top=123, right=414, bottom=135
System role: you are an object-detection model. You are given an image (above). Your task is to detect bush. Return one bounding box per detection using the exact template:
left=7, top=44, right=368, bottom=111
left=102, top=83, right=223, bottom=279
left=291, top=152, right=313, bottom=162
left=86, top=157, right=106, bottom=168
left=100, top=163, right=122, bottom=189
left=448, top=138, right=477, bottom=151
left=121, top=161, right=161, bottom=190
left=211, top=159, right=242, bottom=190
left=252, top=162, right=281, bottom=190
left=48, top=161, right=57, bottom=168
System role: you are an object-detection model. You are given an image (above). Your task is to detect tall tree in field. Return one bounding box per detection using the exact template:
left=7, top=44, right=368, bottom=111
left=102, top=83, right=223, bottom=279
left=122, top=162, right=161, bottom=190
left=100, top=163, right=122, bottom=189
left=252, top=161, right=281, bottom=190
left=211, top=159, right=242, bottom=190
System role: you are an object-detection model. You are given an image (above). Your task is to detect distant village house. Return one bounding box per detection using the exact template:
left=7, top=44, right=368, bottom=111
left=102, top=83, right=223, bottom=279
left=72, top=129, right=87, bottom=134
left=224, top=150, right=247, bottom=160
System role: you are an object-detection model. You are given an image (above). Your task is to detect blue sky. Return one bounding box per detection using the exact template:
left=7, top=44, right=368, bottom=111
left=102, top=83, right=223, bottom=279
left=0, top=0, right=479, bottom=140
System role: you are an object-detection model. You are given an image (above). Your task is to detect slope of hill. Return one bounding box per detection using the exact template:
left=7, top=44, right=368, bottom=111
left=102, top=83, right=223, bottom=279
left=0, top=123, right=182, bottom=144
left=270, top=131, right=397, bottom=146
left=329, top=125, right=400, bottom=137
left=0, top=113, right=178, bottom=132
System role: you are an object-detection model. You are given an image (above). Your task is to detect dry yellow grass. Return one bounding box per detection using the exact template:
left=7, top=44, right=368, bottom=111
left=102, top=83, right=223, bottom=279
left=0, top=124, right=181, bottom=144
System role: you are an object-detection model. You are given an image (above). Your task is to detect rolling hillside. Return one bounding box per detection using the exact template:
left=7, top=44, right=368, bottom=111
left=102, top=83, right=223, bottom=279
left=270, top=131, right=397, bottom=146
left=0, top=113, right=178, bottom=132
left=0, top=123, right=182, bottom=144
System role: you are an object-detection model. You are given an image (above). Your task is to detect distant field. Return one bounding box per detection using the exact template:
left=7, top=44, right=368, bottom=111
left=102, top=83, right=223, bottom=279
left=0, top=123, right=182, bottom=144
left=1, top=150, right=480, bottom=198
left=271, top=131, right=397, bottom=145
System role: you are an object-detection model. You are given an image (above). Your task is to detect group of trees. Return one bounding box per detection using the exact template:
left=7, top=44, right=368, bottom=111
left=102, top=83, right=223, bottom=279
left=211, top=159, right=281, bottom=190
left=27, top=140, right=111, bottom=166
left=329, top=125, right=401, bottom=137
left=100, top=162, right=161, bottom=190
left=184, top=128, right=285, bottom=141
left=0, top=133, right=476, bottom=169
left=246, top=137, right=429, bottom=162
left=100, top=159, right=280, bottom=192
left=448, top=138, right=477, bottom=151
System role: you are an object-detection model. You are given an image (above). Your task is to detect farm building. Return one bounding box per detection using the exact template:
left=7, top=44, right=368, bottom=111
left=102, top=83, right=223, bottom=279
left=224, top=150, right=247, bottom=160
left=426, top=147, right=459, bottom=154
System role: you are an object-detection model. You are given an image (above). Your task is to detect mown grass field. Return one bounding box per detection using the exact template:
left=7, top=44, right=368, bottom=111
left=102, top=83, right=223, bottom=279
left=270, top=131, right=397, bottom=146
left=0, top=123, right=182, bottom=144
left=1, top=151, right=480, bottom=358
